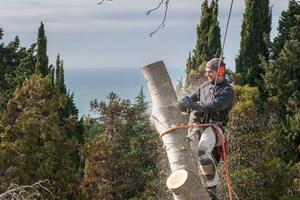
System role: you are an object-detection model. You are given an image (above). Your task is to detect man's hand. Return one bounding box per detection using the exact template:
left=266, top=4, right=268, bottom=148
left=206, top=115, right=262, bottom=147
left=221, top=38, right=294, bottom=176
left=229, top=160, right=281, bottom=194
left=179, top=96, right=192, bottom=112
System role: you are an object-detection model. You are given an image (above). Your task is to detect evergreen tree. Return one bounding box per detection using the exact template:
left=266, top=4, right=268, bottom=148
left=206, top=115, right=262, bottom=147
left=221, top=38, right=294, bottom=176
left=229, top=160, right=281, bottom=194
left=80, top=92, right=160, bottom=199
left=192, top=0, right=211, bottom=70
left=185, top=0, right=222, bottom=91
left=227, top=86, right=295, bottom=199
left=59, top=60, right=66, bottom=94
left=134, top=87, right=148, bottom=112
left=35, top=22, right=49, bottom=76
left=0, top=28, right=3, bottom=40
left=235, top=0, right=271, bottom=86
left=0, top=36, right=35, bottom=112
left=263, top=15, right=300, bottom=162
left=55, top=54, right=66, bottom=94
left=0, top=75, right=79, bottom=198
left=261, top=3, right=300, bottom=195
left=55, top=54, right=61, bottom=88
left=185, top=51, right=193, bottom=74
left=184, top=0, right=222, bottom=92
left=65, top=91, right=79, bottom=117
left=189, top=0, right=222, bottom=72
left=49, top=64, right=55, bottom=85
left=207, top=0, right=221, bottom=58
left=272, top=0, right=300, bottom=59
left=55, top=54, right=77, bottom=118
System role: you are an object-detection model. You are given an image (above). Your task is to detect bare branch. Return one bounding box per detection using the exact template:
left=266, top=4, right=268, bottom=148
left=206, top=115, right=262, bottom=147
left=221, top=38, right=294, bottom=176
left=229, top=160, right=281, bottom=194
left=97, top=0, right=170, bottom=36
left=0, top=180, right=55, bottom=200
left=149, top=0, right=169, bottom=37
left=145, top=0, right=164, bottom=15
left=97, top=0, right=113, bottom=5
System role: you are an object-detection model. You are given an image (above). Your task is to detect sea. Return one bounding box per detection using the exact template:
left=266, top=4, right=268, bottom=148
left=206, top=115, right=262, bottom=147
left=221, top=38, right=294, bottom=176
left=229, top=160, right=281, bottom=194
left=64, top=66, right=185, bottom=117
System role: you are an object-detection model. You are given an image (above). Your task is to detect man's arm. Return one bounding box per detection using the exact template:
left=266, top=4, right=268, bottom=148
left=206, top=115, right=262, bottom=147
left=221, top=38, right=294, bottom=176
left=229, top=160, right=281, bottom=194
left=190, top=89, right=200, bottom=102
left=189, top=87, right=234, bottom=112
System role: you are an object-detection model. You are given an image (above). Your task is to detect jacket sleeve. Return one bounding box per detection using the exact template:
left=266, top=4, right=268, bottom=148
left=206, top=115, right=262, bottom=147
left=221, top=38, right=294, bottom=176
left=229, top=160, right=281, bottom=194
left=189, top=86, right=234, bottom=112
left=190, top=89, right=200, bottom=102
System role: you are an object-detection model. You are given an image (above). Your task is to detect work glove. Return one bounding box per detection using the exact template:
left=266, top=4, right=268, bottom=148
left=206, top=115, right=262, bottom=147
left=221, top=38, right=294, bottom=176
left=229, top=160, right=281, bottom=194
left=179, top=96, right=192, bottom=112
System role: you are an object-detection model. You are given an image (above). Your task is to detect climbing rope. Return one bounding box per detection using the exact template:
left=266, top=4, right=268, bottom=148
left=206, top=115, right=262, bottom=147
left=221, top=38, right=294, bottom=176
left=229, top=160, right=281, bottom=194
left=158, top=1, right=236, bottom=199
left=160, top=123, right=234, bottom=200
left=214, top=0, right=235, bottom=86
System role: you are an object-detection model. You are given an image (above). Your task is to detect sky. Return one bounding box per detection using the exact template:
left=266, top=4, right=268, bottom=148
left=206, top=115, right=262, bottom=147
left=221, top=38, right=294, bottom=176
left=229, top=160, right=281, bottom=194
left=0, top=0, right=289, bottom=71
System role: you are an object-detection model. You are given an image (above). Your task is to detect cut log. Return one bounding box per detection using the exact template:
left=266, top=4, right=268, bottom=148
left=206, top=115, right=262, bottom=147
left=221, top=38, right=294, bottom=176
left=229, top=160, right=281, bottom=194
left=142, top=61, right=209, bottom=200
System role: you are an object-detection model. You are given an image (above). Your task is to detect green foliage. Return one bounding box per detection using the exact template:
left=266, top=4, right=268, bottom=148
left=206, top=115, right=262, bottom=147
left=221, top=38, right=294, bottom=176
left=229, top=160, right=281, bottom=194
left=0, top=35, right=35, bottom=113
left=54, top=54, right=78, bottom=119
left=0, top=75, right=79, bottom=198
left=235, top=0, right=271, bottom=86
left=82, top=118, right=104, bottom=139
left=35, top=22, right=49, bottom=76
left=55, top=54, right=66, bottom=94
left=80, top=92, right=161, bottom=200
left=186, top=0, right=221, bottom=74
left=0, top=28, right=3, bottom=40
left=185, top=51, right=193, bottom=74
left=0, top=23, right=87, bottom=199
left=207, top=0, right=221, bottom=58
left=227, top=85, right=295, bottom=199
left=193, top=0, right=211, bottom=68
left=273, top=0, right=300, bottom=59
left=263, top=7, right=300, bottom=164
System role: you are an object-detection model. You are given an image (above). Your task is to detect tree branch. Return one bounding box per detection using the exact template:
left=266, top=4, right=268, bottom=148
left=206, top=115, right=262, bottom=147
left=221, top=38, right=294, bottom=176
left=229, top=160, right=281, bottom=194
left=97, top=0, right=113, bottom=5
left=97, top=0, right=170, bottom=37
left=145, top=0, right=164, bottom=15
left=0, top=180, right=55, bottom=200
left=148, top=0, right=170, bottom=37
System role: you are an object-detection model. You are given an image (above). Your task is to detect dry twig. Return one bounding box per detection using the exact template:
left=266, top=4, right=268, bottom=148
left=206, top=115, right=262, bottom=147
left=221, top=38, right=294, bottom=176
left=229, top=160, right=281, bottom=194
left=147, top=0, right=170, bottom=37
left=0, top=180, right=55, bottom=200
left=97, top=0, right=170, bottom=36
left=97, top=0, right=113, bottom=5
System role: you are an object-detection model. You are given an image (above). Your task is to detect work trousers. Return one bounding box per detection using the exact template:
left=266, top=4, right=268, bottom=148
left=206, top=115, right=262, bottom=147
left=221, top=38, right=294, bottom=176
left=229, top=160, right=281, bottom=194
left=188, top=125, right=221, bottom=188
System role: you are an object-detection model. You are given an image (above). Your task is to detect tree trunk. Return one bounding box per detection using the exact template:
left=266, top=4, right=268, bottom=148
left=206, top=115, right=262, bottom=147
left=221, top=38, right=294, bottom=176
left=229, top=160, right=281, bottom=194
left=142, top=61, right=209, bottom=200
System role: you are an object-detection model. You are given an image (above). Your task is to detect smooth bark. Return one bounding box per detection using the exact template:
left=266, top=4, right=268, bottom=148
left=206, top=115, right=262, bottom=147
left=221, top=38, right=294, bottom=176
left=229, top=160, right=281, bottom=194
left=142, top=61, right=209, bottom=200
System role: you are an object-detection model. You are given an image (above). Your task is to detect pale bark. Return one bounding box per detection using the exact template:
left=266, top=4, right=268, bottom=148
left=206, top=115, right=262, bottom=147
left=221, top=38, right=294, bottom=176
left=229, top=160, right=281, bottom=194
left=142, top=61, right=209, bottom=200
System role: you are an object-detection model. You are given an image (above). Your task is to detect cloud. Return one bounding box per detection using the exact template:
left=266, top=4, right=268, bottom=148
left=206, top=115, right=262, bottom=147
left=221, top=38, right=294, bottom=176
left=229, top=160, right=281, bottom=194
left=0, top=0, right=290, bottom=71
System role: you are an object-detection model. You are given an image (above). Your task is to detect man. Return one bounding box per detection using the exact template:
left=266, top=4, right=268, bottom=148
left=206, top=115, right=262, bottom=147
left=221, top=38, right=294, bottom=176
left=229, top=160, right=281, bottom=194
left=179, top=58, right=234, bottom=200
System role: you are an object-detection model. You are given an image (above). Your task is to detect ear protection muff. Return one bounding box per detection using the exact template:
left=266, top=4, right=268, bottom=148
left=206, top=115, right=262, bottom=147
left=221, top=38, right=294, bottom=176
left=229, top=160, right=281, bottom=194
left=217, top=66, right=225, bottom=76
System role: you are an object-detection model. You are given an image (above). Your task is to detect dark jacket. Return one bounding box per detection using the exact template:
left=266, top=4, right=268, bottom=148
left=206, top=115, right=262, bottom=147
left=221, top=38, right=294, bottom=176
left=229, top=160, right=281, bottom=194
left=189, top=79, right=234, bottom=125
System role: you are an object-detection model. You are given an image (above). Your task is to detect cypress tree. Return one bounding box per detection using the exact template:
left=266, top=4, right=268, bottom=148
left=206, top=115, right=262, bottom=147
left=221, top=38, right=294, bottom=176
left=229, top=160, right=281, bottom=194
left=186, top=0, right=221, bottom=74
left=207, top=0, right=222, bottom=58
left=185, top=0, right=222, bottom=91
left=0, top=28, right=3, bottom=40
left=55, top=54, right=66, bottom=94
left=272, top=0, right=300, bottom=59
left=262, top=3, right=300, bottom=194
left=192, top=0, right=211, bottom=69
left=65, top=91, right=79, bottom=117
left=59, top=60, right=66, bottom=94
left=185, top=51, right=193, bottom=74
left=35, top=22, right=49, bottom=76
left=235, top=0, right=271, bottom=86
left=263, top=10, right=300, bottom=161
left=55, top=54, right=61, bottom=88
left=49, top=64, right=55, bottom=85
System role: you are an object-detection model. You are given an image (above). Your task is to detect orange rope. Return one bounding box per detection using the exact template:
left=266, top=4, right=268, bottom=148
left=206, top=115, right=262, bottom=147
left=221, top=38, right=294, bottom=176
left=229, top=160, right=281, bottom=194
left=160, top=123, right=234, bottom=200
